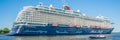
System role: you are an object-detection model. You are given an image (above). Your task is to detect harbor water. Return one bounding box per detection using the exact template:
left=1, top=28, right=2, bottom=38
left=0, top=33, right=120, bottom=40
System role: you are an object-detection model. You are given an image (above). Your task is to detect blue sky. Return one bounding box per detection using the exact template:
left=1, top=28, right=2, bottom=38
left=0, top=0, right=120, bottom=32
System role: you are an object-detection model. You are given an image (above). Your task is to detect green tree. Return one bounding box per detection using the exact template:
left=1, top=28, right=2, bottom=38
left=0, top=29, right=2, bottom=34
left=2, top=28, right=10, bottom=33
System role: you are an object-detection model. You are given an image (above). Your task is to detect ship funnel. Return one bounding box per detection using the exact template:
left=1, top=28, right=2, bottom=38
left=63, top=4, right=70, bottom=10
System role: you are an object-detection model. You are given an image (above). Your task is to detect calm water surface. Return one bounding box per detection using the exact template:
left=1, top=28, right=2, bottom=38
left=0, top=33, right=120, bottom=40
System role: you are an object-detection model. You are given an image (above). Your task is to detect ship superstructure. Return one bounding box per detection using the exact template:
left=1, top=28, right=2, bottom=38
left=8, top=3, right=114, bottom=36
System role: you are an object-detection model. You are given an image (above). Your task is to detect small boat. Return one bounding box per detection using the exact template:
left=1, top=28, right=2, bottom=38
left=89, top=35, right=106, bottom=39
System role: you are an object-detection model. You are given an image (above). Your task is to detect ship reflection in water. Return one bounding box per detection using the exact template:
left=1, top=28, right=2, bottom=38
left=14, top=35, right=109, bottom=40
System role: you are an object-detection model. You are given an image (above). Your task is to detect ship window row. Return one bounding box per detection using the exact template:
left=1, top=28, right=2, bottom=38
left=28, top=16, right=102, bottom=25
left=35, top=6, right=80, bottom=14
left=17, top=16, right=109, bottom=25
left=39, top=11, right=105, bottom=22
left=24, top=13, right=106, bottom=24
left=16, top=18, right=111, bottom=28
left=16, top=8, right=111, bottom=27
left=35, top=7, right=80, bottom=16
left=47, top=10, right=107, bottom=22
left=43, top=11, right=104, bottom=22
left=34, top=7, right=109, bottom=22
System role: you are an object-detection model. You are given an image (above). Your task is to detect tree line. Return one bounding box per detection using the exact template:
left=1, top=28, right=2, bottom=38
left=0, top=28, right=10, bottom=34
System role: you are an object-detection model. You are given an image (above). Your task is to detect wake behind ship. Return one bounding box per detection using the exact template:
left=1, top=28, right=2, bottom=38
left=8, top=3, right=114, bottom=36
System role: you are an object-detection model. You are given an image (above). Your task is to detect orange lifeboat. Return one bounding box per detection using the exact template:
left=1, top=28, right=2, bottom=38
left=69, top=23, right=75, bottom=27
left=52, top=22, right=58, bottom=26
left=90, top=25, right=96, bottom=28
left=76, top=24, right=81, bottom=27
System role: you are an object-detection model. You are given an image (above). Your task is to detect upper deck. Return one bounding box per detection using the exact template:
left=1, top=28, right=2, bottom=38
left=14, top=4, right=113, bottom=28
left=22, top=5, right=110, bottom=23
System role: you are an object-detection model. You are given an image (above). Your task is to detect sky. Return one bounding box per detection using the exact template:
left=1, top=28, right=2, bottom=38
left=0, top=0, right=120, bottom=32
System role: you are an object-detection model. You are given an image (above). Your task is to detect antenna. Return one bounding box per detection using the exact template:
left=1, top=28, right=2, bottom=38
left=39, top=2, right=43, bottom=6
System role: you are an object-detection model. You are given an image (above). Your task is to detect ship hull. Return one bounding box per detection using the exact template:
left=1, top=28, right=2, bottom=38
left=8, top=25, right=114, bottom=36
